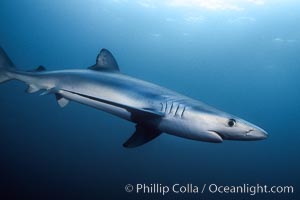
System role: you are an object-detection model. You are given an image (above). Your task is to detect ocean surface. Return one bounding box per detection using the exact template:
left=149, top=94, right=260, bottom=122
left=0, top=1, right=299, bottom=199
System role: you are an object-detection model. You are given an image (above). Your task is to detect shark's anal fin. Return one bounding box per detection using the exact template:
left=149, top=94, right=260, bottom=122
left=55, top=94, right=69, bottom=108
left=88, top=49, right=119, bottom=72
left=123, top=124, right=162, bottom=148
left=26, top=84, right=40, bottom=93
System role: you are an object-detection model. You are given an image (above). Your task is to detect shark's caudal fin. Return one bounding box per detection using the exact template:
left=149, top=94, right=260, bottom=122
left=0, top=47, right=15, bottom=83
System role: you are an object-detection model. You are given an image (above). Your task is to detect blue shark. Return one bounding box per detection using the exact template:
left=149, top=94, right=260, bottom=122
left=0, top=47, right=268, bottom=148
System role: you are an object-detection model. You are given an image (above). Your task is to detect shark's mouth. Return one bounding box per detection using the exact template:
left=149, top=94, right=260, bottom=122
left=207, top=130, right=224, bottom=142
left=208, top=130, right=225, bottom=140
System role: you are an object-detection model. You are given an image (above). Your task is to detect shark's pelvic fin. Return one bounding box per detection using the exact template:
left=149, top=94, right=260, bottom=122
left=55, top=94, right=69, bottom=108
left=88, top=49, right=120, bottom=72
left=123, top=124, right=162, bottom=148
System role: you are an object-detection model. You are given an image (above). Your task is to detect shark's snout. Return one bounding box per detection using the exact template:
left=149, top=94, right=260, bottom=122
left=246, top=129, right=268, bottom=140
left=207, top=124, right=268, bottom=142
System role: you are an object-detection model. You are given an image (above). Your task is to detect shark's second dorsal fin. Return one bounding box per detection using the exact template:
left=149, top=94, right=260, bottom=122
left=27, top=65, right=46, bottom=73
left=35, top=65, right=46, bottom=72
left=88, top=49, right=120, bottom=72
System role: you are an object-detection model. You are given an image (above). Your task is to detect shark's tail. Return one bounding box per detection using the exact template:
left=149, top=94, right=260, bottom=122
left=0, top=47, right=15, bottom=83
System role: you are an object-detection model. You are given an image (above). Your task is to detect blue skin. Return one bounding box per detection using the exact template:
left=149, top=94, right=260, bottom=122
left=0, top=47, right=268, bottom=147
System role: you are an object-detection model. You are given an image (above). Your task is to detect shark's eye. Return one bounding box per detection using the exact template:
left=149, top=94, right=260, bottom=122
left=228, top=119, right=236, bottom=127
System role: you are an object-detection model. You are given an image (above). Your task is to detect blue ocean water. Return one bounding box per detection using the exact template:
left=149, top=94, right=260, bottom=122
left=0, top=0, right=299, bottom=199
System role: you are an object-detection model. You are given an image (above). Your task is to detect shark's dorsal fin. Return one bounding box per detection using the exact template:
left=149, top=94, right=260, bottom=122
left=88, top=49, right=120, bottom=72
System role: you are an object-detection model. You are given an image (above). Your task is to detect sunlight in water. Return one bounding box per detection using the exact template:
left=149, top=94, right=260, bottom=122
left=134, top=0, right=266, bottom=11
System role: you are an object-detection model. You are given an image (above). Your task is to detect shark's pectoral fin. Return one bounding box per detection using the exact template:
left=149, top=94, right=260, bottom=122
left=123, top=124, right=162, bottom=148
left=55, top=94, right=69, bottom=108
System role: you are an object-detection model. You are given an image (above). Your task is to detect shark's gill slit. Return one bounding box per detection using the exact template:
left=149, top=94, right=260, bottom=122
left=169, top=102, right=174, bottom=114
left=164, top=102, right=168, bottom=113
left=174, top=104, right=180, bottom=116
left=181, top=106, right=186, bottom=118
left=160, top=102, right=163, bottom=111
